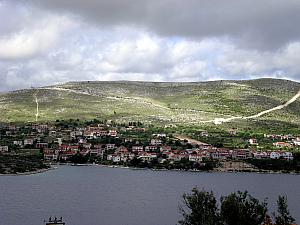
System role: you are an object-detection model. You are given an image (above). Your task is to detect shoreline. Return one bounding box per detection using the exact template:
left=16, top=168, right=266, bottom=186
left=95, top=163, right=300, bottom=175
left=1, top=163, right=299, bottom=176
left=0, top=167, right=54, bottom=176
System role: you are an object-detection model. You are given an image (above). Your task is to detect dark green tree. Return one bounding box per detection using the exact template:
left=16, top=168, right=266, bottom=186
left=220, top=191, right=267, bottom=225
left=274, top=196, right=295, bottom=225
left=178, top=188, right=221, bottom=225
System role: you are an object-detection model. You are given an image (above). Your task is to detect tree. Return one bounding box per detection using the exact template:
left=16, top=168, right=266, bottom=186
left=274, top=196, right=295, bottom=225
left=178, top=188, right=221, bottom=225
left=178, top=188, right=296, bottom=225
left=220, top=191, right=267, bottom=225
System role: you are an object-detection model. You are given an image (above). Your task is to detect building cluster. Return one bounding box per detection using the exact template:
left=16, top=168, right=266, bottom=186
left=0, top=124, right=297, bottom=163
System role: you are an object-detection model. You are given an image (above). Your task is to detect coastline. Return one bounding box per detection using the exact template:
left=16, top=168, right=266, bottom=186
left=0, top=167, right=54, bottom=176
left=2, top=163, right=299, bottom=176
left=95, top=163, right=300, bottom=175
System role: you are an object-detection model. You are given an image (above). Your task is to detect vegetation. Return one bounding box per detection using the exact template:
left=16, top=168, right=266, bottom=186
left=0, top=154, right=49, bottom=174
left=275, top=196, right=296, bottom=225
left=0, top=79, right=300, bottom=135
left=246, top=158, right=300, bottom=172
left=179, top=188, right=296, bottom=225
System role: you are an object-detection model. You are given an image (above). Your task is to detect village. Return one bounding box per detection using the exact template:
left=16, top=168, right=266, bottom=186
left=0, top=120, right=300, bottom=173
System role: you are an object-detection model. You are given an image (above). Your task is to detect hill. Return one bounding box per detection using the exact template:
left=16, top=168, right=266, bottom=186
left=0, top=78, right=300, bottom=132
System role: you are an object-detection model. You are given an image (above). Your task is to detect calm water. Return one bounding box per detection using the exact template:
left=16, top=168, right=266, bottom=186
left=0, top=166, right=299, bottom=225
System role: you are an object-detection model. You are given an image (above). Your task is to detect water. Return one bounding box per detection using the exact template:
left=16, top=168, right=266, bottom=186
left=0, top=166, right=299, bottom=225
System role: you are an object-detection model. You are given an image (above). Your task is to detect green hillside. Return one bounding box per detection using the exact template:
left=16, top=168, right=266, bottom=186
left=0, top=78, right=299, bottom=132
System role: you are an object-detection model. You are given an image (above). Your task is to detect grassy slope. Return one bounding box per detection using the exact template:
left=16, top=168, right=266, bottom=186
left=0, top=78, right=299, bottom=132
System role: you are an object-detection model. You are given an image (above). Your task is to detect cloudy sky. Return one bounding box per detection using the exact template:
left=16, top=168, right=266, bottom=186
left=0, top=0, right=300, bottom=91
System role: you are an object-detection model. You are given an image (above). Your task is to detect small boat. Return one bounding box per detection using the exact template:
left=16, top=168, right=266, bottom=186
left=44, top=217, right=65, bottom=225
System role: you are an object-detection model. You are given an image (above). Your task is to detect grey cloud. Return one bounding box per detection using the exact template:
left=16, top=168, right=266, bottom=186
left=1, top=0, right=300, bottom=92
left=24, top=0, right=300, bottom=50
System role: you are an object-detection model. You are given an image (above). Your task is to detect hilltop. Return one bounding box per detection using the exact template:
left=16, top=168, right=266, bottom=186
left=0, top=78, right=299, bottom=132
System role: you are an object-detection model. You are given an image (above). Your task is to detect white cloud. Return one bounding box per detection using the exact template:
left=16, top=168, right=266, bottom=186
left=0, top=0, right=300, bottom=92
left=0, top=11, right=76, bottom=60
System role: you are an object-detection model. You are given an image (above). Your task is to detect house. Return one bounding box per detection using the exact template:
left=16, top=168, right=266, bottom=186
left=273, top=142, right=292, bottom=148
left=169, top=153, right=189, bottom=161
left=293, top=137, right=300, bottom=146
left=160, top=145, right=172, bottom=153
left=96, top=130, right=108, bottom=137
left=156, top=133, right=167, bottom=138
left=70, top=130, right=83, bottom=139
left=198, top=143, right=213, bottom=150
left=36, top=142, right=48, bottom=149
left=44, top=149, right=58, bottom=161
left=253, top=151, right=269, bottom=159
left=0, top=146, right=9, bottom=153
left=49, top=130, right=56, bottom=136
left=59, top=151, right=77, bottom=160
left=150, top=139, right=162, bottom=145
left=138, top=152, right=157, bottom=161
left=8, top=125, right=17, bottom=131
left=107, top=154, right=121, bottom=162
left=229, top=128, right=237, bottom=135
left=24, top=139, right=34, bottom=145
left=200, top=131, right=209, bottom=137
left=132, top=146, right=144, bottom=153
left=108, top=130, right=118, bottom=137
left=56, top=138, right=63, bottom=146
left=82, top=143, right=92, bottom=149
left=210, top=149, right=230, bottom=160
left=32, top=124, right=48, bottom=133
left=115, top=146, right=129, bottom=154
left=145, top=146, right=158, bottom=152
left=80, top=149, right=90, bottom=156
left=13, top=140, right=23, bottom=146
left=107, top=152, right=135, bottom=162
left=189, top=153, right=205, bottom=162
left=57, top=145, right=79, bottom=153
left=83, top=130, right=94, bottom=138
left=282, top=152, right=293, bottom=160
left=90, top=148, right=104, bottom=157
left=106, top=144, right=116, bottom=150
left=270, top=151, right=281, bottom=159
left=232, top=149, right=251, bottom=159
left=249, top=138, right=258, bottom=145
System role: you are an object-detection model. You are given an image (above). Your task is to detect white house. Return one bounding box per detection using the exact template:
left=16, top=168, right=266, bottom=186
left=293, top=138, right=300, bottom=146
left=132, top=146, right=144, bottom=153
left=138, top=152, right=157, bottom=161
left=189, top=153, right=206, bottom=162
left=13, top=140, right=23, bottom=146
left=24, top=139, right=34, bottom=145
left=0, top=146, right=9, bottom=153
left=106, top=144, right=116, bottom=150
left=249, top=138, right=258, bottom=145
left=270, top=152, right=281, bottom=159
left=150, top=139, right=162, bottom=145
left=282, top=152, right=294, bottom=160
left=107, top=154, right=121, bottom=162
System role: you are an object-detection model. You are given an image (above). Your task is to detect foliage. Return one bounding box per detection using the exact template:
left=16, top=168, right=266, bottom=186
left=246, top=158, right=300, bottom=172
left=220, top=191, right=267, bottom=225
left=179, top=188, right=221, bottom=225
left=69, top=153, right=89, bottom=164
left=178, top=188, right=296, bottom=225
left=1, top=79, right=300, bottom=135
left=0, top=154, right=48, bottom=174
left=274, top=196, right=295, bottom=225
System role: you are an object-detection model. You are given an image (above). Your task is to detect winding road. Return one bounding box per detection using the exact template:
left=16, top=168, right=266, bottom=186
left=201, top=89, right=300, bottom=124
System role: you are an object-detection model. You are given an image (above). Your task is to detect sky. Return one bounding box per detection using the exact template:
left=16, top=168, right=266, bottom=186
left=0, top=0, right=300, bottom=92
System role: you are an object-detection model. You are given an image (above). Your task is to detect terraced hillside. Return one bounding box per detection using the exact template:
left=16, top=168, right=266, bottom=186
left=0, top=78, right=300, bottom=130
